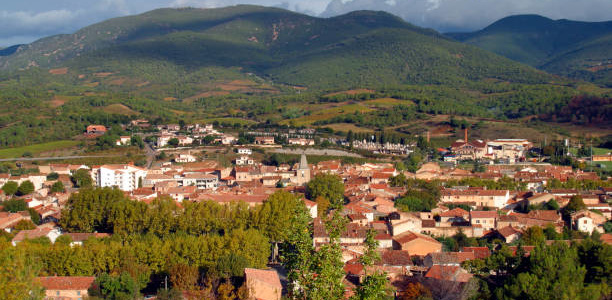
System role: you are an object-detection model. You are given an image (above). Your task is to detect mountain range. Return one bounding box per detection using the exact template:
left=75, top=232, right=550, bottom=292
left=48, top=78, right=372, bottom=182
left=449, top=15, right=612, bottom=86
left=0, top=5, right=552, bottom=90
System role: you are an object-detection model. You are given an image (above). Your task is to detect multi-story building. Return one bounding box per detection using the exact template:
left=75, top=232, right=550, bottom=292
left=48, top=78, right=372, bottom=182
left=91, top=164, right=148, bottom=192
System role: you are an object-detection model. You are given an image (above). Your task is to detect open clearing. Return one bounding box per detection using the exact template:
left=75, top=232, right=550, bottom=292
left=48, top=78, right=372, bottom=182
left=0, top=140, right=79, bottom=159
left=103, top=104, right=137, bottom=115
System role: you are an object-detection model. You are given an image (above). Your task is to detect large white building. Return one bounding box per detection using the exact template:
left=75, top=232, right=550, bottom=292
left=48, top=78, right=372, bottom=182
left=92, top=165, right=148, bottom=192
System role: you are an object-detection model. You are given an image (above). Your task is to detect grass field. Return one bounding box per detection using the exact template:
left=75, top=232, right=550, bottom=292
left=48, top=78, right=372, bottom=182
left=196, top=117, right=258, bottom=126
left=0, top=140, right=79, bottom=159
left=281, top=104, right=374, bottom=126
left=320, top=123, right=374, bottom=133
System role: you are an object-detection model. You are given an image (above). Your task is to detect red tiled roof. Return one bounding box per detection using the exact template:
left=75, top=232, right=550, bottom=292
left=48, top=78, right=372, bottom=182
left=379, top=250, right=412, bottom=266
left=439, top=208, right=469, bottom=218
left=244, top=268, right=281, bottom=288
left=462, top=247, right=491, bottom=259
left=36, top=276, right=95, bottom=290
left=470, top=211, right=497, bottom=219
left=425, top=265, right=472, bottom=282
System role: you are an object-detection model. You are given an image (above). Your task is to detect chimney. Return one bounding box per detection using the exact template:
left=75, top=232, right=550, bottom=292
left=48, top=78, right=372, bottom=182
left=464, top=128, right=468, bottom=142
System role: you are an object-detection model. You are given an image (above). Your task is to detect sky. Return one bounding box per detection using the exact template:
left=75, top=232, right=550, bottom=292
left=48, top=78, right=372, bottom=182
left=2, top=0, right=612, bottom=47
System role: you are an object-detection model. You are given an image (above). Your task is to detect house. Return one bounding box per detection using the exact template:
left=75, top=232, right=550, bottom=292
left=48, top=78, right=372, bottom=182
left=424, top=265, right=473, bottom=283
left=115, top=136, right=131, bottom=146
left=0, top=212, right=31, bottom=232
left=392, top=231, right=442, bottom=256
left=235, top=155, right=254, bottom=166
left=469, top=210, right=498, bottom=230
left=91, top=164, right=148, bottom=192
left=64, top=233, right=110, bottom=246
left=244, top=268, right=282, bottom=300
left=571, top=210, right=606, bottom=234
left=490, top=226, right=522, bottom=243
left=86, top=125, right=106, bottom=135
left=423, top=252, right=475, bottom=267
left=12, top=227, right=61, bottom=246
left=181, top=173, right=218, bottom=190
left=37, top=276, right=95, bottom=300
left=439, top=208, right=470, bottom=225
left=174, top=154, right=197, bottom=163
left=440, top=188, right=510, bottom=209
left=288, top=138, right=315, bottom=146
left=237, top=148, right=252, bottom=155
left=255, top=136, right=275, bottom=145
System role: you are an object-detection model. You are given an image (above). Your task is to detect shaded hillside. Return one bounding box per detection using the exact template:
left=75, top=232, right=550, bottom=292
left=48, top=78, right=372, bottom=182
left=0, top=6, right=552, bottom=90
left=449, top=15, right=612, bottom=86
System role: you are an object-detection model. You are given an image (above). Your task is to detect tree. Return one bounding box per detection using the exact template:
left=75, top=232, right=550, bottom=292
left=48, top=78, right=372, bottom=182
left=46, top=172, right=59, bottom=180
left=521, top=226, right=546, bottom=246
left=282, top=196, right=315, bottom=299
left=306, top=174, right=345, bottom=209
left=564, top=195, right=586, bottom=217
left=1, top=199, right=27, bottom=212
left=252, top=190, right=302, bottom=242
left=352, top=229, right=394, bottom=300
left=169, top=263, right=198, bottom=291
left=13, top=219, right=36, bottom=231
left=315, top=196, right=330, bottom=218
left=16, top=181, right=34, bottom=196
left=0, top=244, right=44, bottom=300
left=168, top=138, right=179, bottom=147
left=496, top=242, right=606, bottom=300
left=1, top=181, right=18, bottom=196
left=71, top=169, right=92, bottom=188
left=130, top=135, right=144, bottom=149
left=202, top=135, right=215, bottom=145
left=50, top=181, right=65, bottom=193
left=308, top=211, right=347, bottom=300
left=89, top=272, right=140, bottom=300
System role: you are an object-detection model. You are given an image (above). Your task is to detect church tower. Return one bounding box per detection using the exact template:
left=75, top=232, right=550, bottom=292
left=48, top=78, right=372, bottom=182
left=297, top=153, right=310, bottom=185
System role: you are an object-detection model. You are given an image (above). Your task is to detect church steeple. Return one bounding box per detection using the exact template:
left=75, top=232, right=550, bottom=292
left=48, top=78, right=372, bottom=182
left=299, top=153, right=308, bottom=170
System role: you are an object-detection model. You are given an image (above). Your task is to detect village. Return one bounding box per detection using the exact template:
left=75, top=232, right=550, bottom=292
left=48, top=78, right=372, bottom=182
left=1, top=122, right=611, bottom=299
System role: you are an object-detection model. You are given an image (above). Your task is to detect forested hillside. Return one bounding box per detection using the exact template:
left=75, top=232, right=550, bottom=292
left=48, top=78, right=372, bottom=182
left=449, top=15, right=612, bottom=87
left=0, top=6, right=610, bottom=149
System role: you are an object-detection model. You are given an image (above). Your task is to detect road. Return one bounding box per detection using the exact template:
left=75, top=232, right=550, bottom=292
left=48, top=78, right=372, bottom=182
left=0, top=155, right=120, bottom=162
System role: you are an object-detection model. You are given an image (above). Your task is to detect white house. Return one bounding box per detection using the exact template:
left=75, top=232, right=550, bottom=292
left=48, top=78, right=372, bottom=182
left=235, top=155, right=254, bottom=166
left=116, top=136, right=131, bottom=146
left=91, top=165, right=148, bottom=192
left=175, top=154, right=197, bottom=163
left=237, top=148, right=252, bottom=155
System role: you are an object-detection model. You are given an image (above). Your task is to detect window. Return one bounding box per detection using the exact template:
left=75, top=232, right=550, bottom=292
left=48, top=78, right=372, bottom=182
left=476, top=220, right=480, bottom=224
left=584, top=220, right=588, bottom=224
left=56, top=291, right=60, bottom=296
left=77, top=291, right=81, bottom=296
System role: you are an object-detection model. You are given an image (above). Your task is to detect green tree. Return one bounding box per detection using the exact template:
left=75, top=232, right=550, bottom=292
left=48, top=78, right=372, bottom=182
left=89, top=272, right=140, bottom=300
left=282, top=196, right=315, bottom=299
left=2, top=199, right=27, bottom=212
left=352, top=229, right=394, bottom=300
left=306, top=174, right=345, bottom=209
left=16, top=181, right=34, bottom=196
left=521, top=226, right=546, bottom=246
left=315, top=196, right=330, bottom=218
left=168, top=138, right=179, bottom=147
left=46, top=172, right=59, bottom=180
left=252, top=190, right=302, bottom=242
left=564, top=195, right=586, bottom=217
left=71, top=169, right=92, bottom=188
left=1, top=181, right=18, bottom=196
left=0, top=244, right=44, bottom=300
left=497, top=242, right=605, bottom=300
left=130, top=135, right=144, bottom=149
left=50, top=181, right=65, bottom=193
left=309, top=211, right=347, bottom=300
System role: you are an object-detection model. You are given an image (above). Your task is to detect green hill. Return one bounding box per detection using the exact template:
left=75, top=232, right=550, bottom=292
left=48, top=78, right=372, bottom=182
left=448, top=15, right=612, bottom=86
left=0, top=6, right=609, bottom=149
left=1, top=6, right=552, bottom=89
